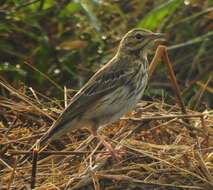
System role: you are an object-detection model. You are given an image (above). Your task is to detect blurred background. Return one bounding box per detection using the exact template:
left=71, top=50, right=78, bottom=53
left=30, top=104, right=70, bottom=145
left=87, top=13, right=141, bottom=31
left=0, top=0, right=212, bottom=111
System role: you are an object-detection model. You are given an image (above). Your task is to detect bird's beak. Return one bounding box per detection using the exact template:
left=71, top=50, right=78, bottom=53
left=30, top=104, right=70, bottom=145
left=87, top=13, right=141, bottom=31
left=148, top=32, right=166, bottom=41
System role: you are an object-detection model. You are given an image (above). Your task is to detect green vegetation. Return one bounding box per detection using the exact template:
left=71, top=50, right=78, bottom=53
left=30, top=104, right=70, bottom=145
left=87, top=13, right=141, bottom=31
left=0, top=0, right=212, bottom=109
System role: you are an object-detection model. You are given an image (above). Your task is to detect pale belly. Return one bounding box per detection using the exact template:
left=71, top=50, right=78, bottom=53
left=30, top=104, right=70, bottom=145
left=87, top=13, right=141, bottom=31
left=85, top=74, right=148, bottom=126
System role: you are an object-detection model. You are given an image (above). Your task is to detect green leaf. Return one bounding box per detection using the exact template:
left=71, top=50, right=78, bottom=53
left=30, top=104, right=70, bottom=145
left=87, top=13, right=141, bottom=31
left=43, top=0, right=55, bottom=9
left=0, top=23, right=12, bottom=33
left=66, top=2, right=82, bottom=13
left=79, top=0, right=101, bottom=31
left=59, top=2, right=82, bottom=18
left=137, top=0, right=182, bottom=30
left=33, top=36, right=51, bottom=83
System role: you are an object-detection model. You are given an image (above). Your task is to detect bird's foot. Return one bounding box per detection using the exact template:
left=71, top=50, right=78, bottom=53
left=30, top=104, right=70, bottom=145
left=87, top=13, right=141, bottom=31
left=96, top=148, right=125, bottom=164
left=96, top=135, right=125, bottom=163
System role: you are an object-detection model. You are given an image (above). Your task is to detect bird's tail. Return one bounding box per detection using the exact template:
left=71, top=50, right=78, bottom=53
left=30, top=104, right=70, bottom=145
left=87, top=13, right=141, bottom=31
left=18, top=113, right=77, bottom=165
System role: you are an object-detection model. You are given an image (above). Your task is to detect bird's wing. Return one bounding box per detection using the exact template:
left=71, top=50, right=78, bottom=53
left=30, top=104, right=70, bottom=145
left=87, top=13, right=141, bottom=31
left=40, top=58, right=136, bottom=142
left=18, top=58, right=136, bottom=164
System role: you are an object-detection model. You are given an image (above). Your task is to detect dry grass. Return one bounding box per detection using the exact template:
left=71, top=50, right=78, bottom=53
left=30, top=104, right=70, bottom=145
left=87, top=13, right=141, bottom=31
left=0, top=82, right=213, bottom=190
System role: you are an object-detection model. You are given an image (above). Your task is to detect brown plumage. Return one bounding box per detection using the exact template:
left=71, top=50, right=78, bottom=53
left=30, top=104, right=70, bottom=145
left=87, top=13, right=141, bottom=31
left=19, top=28, right=163, bottom=164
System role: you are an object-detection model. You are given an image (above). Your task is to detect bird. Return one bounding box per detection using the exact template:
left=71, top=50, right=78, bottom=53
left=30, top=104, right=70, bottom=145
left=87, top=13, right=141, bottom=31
left=19, top=28, right=164, bottom=164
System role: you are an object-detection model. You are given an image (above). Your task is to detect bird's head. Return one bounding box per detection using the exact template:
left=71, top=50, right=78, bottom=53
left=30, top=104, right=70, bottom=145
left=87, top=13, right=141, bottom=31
left=118, top=28, right=164, bottom=56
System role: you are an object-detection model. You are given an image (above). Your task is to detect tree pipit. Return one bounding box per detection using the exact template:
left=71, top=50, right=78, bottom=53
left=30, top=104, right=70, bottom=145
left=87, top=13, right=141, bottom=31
left=20, top=28, right=164, bottom=163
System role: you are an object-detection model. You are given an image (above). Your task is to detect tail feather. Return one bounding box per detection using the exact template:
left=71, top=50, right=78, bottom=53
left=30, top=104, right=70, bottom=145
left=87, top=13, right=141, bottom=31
left=18, top=113, right=77, bottom=165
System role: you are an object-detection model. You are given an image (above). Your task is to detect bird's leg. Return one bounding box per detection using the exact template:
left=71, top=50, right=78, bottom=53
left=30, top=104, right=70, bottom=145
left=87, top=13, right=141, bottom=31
left=89, top=127, right=121, bottom=162
left=97, top=134, right=121, bottom=162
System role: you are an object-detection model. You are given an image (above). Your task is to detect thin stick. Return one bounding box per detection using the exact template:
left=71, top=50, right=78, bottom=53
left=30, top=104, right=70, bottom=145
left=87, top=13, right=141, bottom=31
left=161, top=46, right=187, bottom=114
left=64, top=86, right=68, bottom=108
left=24, top=61, right=64, bottom=93
left=194, top=76, right=212, bottom=110
left=29, top=87, right=41, bottom=104
left=123, top=113, right=205, bottom=121
left=148, top=45, right=163, bottom=77
left=149, top=45, right=187, bottom=115
left=0, top=158, right=13, bottom=171
left=195, top=151, right=213, bottom=184
left=3, top=134, right=44, bottom=145
left=0, top=79, right=55, bottom=121
left=31, top=147, right=38, bottom=189
left=100, top=173, right=204, bottom=189
left=7, top=158, right=17, bottom=190
left=9, top=150, right=109, bottom=156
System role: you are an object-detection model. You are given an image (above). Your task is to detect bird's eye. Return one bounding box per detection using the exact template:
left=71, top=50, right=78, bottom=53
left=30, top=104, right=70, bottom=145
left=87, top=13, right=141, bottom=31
left=135, top=34, right=143, bottom=40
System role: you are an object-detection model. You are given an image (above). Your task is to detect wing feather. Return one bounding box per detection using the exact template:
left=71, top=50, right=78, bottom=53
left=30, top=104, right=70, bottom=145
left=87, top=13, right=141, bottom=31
left=46, top=58, right=135, bottom=136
